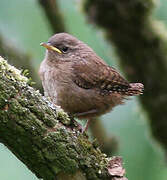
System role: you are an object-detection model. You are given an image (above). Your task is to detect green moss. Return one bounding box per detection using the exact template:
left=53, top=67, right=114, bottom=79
left=0, top=57, right=28, bottom=83
left=56, top=106, right=71, bottom=125
left=41, top=131, right=79, bottom=174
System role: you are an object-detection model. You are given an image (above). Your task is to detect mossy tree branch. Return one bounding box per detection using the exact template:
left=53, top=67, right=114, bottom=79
left=0, top=56, right=127, bottom=180
left=84, top=0, right=167, bottom=151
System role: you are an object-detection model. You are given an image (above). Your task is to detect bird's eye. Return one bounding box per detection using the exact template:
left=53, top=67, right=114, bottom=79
left=62, top=46, right=69, bottom=53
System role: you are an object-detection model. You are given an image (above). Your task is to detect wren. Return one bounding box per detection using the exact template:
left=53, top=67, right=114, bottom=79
left=39, top=33, right=144, bottom=131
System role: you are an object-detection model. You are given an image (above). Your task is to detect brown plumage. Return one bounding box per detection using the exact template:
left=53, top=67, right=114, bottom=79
left=39, top=33, right=144, bottom=131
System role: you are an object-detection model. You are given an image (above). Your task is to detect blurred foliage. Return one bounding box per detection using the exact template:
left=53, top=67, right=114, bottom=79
left=0, top=0, right=167, bottom=180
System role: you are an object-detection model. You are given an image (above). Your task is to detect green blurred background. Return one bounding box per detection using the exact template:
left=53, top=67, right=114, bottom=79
left=0, top=0, right=167, bottom=179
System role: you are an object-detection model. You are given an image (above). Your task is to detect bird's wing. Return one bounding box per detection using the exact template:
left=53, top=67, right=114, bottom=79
left=72, top=57, right=130, bottom=93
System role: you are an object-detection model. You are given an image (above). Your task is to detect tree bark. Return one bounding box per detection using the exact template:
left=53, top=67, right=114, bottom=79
left=84, top=0, right=167, bottom=151
left=38, top=0, right=65, bottom=33
left=0, top=56, right=127, bottom=180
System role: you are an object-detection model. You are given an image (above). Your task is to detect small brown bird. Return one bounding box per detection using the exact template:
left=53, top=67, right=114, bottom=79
left=39, top=33, right=143, bottom=131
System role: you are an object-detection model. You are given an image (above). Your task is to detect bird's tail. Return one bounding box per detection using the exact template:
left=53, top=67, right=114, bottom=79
left=125, top=83, right=144, bottom=96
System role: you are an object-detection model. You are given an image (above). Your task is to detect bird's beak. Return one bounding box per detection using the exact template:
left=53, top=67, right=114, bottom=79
left=40, top=42, right=62, bottom=54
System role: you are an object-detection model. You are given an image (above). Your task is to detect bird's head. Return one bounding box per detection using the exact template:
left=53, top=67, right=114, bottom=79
left=40, top=33, right=92, bottom=62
